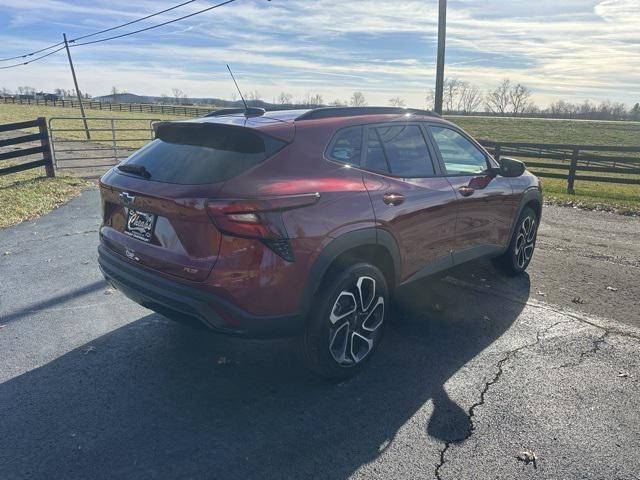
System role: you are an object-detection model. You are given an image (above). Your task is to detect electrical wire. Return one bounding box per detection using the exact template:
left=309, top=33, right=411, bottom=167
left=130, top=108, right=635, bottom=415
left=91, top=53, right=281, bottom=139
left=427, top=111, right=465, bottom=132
left=0, top=42, right=64, bottom=63
left=70, top=0, right=198, bottom=43
left=71, top=0, right=238, bottom=47
left=0, top=0, right=199, bottom=62
left=0, top=46, right=66, bottom=70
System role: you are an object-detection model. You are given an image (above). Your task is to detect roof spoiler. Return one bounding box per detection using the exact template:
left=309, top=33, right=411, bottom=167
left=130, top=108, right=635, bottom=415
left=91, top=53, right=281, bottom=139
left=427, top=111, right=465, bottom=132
left=205, top=107, right=266, bottom=118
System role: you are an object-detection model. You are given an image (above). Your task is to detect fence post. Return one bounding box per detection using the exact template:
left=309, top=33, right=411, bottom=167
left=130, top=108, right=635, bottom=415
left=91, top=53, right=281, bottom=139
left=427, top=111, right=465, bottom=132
left=110, top=118, right=118, bottom=164
left=567, top=147, right=579, bottom=194
left=37, top=117, right=55, bottom=178
left=494, top=145, right=501, bottom=162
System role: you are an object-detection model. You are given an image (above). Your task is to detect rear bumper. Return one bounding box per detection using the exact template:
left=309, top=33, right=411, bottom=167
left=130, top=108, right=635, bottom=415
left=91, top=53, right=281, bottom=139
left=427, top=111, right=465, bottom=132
left=98, top=244, right=304, bottom=337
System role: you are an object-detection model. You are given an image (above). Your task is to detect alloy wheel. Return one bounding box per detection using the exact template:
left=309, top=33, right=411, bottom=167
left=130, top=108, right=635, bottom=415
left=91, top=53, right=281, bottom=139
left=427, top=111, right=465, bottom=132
left=514, top=215, right=537, bottom=269
left=328, top=276, right=385, bottom=366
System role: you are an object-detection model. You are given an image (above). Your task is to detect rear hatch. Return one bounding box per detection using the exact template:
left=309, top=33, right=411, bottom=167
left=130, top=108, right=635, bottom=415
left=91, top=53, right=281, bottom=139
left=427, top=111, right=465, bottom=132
left=99, top=119, right=290, bottom=281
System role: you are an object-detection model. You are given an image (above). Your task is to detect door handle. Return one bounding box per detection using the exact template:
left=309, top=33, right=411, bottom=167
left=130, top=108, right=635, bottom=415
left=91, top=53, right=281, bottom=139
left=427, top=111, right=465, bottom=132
left=383, top=193, right=405, bottom=206
left=458, top=186, right=475, bottom=197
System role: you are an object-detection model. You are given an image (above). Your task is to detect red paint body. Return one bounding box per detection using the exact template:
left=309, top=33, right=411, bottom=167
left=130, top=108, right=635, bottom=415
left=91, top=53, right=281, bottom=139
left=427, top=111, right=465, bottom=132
left=98, top=109, right=541, bottom=335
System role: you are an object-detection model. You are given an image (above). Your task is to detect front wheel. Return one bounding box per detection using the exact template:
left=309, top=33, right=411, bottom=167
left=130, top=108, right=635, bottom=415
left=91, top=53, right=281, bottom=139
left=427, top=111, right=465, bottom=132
left=493, top=207, right=538, bottom=275
left=296, top=263, right=389, bottom=380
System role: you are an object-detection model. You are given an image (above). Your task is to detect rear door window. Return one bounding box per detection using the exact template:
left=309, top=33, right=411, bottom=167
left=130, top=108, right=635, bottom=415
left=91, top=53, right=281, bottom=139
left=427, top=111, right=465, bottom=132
left=365, top=125, right=435, bottom=177
left=120, top=124, right=285, bottom=185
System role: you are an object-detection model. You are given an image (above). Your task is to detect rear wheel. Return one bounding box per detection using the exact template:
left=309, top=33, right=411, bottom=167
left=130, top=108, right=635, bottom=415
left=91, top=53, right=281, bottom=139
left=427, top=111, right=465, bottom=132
left=493, top=207, right=538, bottom=275
left=297, top=263, right=388, bottom=380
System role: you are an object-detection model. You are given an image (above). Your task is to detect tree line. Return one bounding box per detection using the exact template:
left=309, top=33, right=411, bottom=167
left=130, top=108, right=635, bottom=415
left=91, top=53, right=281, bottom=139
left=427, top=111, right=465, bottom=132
left=427, top=78, right=639, bottom=121
left=3, top=80, right=638, bottom=121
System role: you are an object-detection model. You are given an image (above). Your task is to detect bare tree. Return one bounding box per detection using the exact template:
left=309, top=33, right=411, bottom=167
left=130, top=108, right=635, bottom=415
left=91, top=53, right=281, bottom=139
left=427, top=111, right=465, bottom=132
left=0, top=87, right=11, bottom=97
left=458, top=83, right=483, bottom=113
left=443, top=78, right=462, bottom=112
left=425, top=89, right=435, bottom=110
left=631, top=103, right=640, bottom=121
left=508, top=83, right=532, bottom=115
left=329, top=99, right=348, bottom=107
left=389, top=97, right=406, bottom=107
left=278, top=91, right=293, bottom=105
left=172, top=88, right=187, bottom=105
left=485, top=79, right=511, bottom=115
left=309, top=93, right=324, bottom=106
left=111, top=86, right=120, bottom=104
left=350, top=91, right=367, bottom=107
left=246, top=90, right=261, bottom=106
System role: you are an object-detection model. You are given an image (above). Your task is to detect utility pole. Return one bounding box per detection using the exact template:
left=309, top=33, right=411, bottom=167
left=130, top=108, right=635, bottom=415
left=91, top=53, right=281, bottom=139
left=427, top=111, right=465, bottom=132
left=63, top=33, right=91, bottom=140
left=434, top=0, right=447, bottom=115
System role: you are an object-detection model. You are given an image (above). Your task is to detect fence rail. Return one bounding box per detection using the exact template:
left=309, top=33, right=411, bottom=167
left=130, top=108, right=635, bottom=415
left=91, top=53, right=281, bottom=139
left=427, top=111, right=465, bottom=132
left=0, top=117, right=54, bottom=177
left=479, top=140, right=640, bottom=192
left=2, top=96, right=212, bottom=117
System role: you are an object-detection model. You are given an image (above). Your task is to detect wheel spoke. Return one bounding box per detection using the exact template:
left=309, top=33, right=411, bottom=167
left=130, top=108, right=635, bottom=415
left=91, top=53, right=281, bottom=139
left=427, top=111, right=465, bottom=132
left=524, top=243, right=534, bottom=261
left=361, top=297, right=385, bottom=332
left=351, top=331, right=373, bottom=363
left=330, top=291, right=357, bottom=324
left=356, top=276, right=376, bottom=312
left=329, top=321, right=351, bottom=364
left=526, top=219, right=537, bottom=243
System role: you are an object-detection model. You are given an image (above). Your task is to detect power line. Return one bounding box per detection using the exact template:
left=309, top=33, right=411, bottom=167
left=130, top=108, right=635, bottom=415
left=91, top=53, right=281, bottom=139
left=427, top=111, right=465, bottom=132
left=0, top=0, right=198, bottom=62
left=71, top=0, right=238, bottom=47
left=0, top=42, right=63, bottom=63
left=70, top=0, right=198, bottom=43
left=0, top=46, right=66, bottom=70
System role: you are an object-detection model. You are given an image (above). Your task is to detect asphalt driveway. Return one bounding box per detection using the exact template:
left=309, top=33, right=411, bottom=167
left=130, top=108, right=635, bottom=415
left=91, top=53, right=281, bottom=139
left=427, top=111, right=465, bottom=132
left=1, top=189, right=639, bottom=480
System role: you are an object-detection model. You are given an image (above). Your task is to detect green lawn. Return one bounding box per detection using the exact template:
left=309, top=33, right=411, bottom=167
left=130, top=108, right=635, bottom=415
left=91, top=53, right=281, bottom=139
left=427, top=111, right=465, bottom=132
left=448, top=115, right=640, bottom=146
left=0, top=103, right=175, bottom=149
left=0, top=165, right=91, bottom=228
left=1, top=104, right=638, bottom=215
left=448, top=116, right=640, bottom=212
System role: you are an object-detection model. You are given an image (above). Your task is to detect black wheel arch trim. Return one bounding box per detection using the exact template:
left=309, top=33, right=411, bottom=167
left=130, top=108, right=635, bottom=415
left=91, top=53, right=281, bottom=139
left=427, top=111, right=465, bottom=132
left=297, top=227, right=401, bottom=316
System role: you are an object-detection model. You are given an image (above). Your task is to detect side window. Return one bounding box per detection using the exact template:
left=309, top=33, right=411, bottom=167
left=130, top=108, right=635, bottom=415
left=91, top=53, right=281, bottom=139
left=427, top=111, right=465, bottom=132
left=429, top=126, right=488, bottom=175
left=327, top=126, right=362, bottom=165
left=365, top=125, right=435, bottom=177
left=366, top=128, right=390, bottom=173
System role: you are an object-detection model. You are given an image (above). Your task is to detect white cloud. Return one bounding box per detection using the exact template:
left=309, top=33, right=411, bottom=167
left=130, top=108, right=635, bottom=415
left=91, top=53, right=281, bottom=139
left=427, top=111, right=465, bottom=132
left=1, top=0, right=639, bottom=107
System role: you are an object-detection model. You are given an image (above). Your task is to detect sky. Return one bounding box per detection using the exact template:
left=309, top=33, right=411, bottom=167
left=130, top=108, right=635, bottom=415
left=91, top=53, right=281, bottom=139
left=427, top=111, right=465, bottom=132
left=0, top=0, right=639, bottom=108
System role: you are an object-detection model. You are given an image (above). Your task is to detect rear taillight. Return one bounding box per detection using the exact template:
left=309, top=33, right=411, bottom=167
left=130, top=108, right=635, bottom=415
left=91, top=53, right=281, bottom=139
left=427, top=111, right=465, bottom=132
left=206, top=193, right=320, bottom=262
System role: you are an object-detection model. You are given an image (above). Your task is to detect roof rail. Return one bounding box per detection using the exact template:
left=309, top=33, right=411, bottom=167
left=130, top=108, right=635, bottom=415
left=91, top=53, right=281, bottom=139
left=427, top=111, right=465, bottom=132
left=205, top=107, right=266, bottom=118
left=295, top=106, right=440, bottom=121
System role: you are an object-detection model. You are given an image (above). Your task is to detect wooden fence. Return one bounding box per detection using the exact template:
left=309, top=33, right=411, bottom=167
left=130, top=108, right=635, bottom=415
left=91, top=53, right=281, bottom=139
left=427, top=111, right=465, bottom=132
left=479, top=140, right=640, bottom=193
left=1, top=96, right=212, bottom=117
left=0, top=117, right=55, bottom=177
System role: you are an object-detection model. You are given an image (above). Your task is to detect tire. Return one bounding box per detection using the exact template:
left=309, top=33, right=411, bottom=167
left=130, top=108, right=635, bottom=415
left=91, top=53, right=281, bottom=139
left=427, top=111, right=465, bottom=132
left=296, top=262, right=389, bottom=380
left=492, top=207, right=539, bottom=275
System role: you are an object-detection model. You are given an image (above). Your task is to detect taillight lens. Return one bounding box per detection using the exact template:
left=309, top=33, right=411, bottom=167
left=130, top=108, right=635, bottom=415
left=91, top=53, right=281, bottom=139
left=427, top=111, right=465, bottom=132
left=206, top=193, right=320, bottom=261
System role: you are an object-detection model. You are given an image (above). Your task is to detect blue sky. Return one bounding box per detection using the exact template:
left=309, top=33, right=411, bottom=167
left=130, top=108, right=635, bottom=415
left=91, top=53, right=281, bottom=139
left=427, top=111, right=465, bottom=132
left=1, top=0, right=639, bottom=107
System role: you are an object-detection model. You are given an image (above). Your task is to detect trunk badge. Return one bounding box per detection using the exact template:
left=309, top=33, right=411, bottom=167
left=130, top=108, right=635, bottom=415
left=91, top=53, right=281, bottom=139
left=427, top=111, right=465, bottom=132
left=120, top=192, right=135, bottom=206
left=125, top=248, right=139, bottom=261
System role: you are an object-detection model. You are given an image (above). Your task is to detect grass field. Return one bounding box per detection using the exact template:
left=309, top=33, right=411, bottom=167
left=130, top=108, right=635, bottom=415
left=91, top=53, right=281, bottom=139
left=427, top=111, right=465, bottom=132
left=449, top=116, right=640, bottom=213
left=0, top=103, right=174, bottom=149
left=1, top=103, right=638, bottom=214
left=0, top=164, right=90, bottom=228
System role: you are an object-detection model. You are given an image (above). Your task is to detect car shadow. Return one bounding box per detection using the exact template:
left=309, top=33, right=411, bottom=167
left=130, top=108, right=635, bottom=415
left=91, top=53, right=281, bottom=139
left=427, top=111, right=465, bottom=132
left=0, top=260, right=530, bottom=480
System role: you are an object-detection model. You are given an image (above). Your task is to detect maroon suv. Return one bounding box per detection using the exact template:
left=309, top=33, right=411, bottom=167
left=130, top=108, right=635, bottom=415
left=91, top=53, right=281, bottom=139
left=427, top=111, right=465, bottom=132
left=98, top=106, right=541, bottom=378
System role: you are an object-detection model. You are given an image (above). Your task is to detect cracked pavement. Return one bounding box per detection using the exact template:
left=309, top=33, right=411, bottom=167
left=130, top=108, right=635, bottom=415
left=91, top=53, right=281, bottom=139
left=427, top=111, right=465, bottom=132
left=1, top=189, right=639, bottom=480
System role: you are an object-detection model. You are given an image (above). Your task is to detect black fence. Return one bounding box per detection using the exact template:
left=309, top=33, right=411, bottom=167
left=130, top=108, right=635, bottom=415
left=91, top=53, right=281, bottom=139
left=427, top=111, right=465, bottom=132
left=0, top=117, right=55, bottom=177
left=2, top=96, right=212, bottom=117
left=480, top=140, right=640, bottom=193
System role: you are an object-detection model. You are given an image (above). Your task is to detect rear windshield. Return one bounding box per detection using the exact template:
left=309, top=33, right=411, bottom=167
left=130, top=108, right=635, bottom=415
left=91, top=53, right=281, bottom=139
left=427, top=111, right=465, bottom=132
left=120, top=124, right=285, bottom=185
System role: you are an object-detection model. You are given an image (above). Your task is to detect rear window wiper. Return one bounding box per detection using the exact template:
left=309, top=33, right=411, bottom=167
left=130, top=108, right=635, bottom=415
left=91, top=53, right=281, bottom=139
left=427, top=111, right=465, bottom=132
left=117, top=164, right=151, bottom=179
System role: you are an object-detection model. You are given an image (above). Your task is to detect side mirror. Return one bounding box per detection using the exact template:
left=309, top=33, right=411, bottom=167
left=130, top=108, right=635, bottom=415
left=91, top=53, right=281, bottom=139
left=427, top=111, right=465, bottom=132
left=499, top=157, right=526, bottom=177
